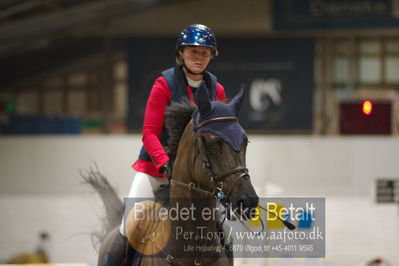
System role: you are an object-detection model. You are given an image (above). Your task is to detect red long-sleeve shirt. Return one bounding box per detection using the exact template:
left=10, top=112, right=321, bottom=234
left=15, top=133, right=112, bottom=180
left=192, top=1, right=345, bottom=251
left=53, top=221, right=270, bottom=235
left=132, top=76, right=226, bottom=178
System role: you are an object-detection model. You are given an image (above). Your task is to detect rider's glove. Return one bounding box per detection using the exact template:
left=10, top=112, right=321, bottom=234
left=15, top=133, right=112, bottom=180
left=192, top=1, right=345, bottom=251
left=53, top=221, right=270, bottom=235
left=159, top=163, right=171, bottom=181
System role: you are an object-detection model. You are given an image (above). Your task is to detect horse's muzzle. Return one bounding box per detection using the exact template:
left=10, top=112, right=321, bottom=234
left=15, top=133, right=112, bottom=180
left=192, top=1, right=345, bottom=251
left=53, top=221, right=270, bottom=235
left=226, top=195, right=259, bottom=220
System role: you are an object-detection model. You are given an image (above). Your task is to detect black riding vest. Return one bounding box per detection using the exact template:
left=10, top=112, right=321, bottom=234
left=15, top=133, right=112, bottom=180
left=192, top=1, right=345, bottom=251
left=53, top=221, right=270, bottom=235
left=138, top=66, right=218, bottom=163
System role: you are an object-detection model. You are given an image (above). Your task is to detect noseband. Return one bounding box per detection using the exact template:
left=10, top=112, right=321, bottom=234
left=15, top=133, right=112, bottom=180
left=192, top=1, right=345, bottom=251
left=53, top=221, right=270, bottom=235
left=171, top=116, right=249, bottom=200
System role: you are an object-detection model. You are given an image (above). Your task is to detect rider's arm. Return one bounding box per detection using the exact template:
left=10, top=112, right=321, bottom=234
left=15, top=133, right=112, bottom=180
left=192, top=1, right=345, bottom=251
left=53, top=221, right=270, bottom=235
left=142, top=77, right=171, bottom=171
left=216, top=83, right=226, bottom=103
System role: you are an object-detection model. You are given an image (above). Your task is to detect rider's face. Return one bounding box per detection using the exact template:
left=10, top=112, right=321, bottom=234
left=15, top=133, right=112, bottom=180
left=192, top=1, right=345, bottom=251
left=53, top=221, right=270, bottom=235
left=180, top=46, right=213, bottom=78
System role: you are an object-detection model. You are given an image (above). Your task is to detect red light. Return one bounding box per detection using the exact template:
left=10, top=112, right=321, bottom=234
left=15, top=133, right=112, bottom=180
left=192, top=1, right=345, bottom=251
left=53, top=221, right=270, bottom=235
left=340, top=101, right=392, bottom=134
left=362, top=100, right=373, bottom=115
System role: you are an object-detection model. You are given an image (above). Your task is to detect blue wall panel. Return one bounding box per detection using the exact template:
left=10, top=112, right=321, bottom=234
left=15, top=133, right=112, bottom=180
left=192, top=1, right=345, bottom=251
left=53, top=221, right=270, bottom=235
left=127, top=37, right=314, bottom=132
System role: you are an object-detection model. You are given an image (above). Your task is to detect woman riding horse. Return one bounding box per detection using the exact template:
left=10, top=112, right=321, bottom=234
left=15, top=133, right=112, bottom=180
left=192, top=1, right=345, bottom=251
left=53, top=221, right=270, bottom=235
left=112, top=24, right=226, bottom=263
left=89, top=84, right=259, bottom=265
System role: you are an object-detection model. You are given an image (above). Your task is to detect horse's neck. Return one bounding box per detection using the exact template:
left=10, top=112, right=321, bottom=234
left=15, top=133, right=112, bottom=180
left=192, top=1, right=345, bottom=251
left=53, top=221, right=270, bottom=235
left=167, top=122, right=222, bottom=261
left=169, top=121, right=217, bottom=224
left=172, top=121, right=196, bottom=183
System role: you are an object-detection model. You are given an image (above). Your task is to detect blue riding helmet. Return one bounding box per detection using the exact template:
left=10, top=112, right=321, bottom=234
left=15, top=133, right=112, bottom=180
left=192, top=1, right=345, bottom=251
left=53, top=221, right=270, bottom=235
left=176, top=24, right=218, bottom=55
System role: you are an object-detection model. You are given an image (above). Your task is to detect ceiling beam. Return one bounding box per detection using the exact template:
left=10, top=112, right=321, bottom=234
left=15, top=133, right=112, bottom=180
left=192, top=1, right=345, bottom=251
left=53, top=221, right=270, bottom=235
left=0, top=0, right=190, bottom=48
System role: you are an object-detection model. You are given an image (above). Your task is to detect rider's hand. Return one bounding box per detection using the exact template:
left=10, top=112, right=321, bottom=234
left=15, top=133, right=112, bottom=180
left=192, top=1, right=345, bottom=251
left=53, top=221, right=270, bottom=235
left=159, top=163, right=171, bottom=179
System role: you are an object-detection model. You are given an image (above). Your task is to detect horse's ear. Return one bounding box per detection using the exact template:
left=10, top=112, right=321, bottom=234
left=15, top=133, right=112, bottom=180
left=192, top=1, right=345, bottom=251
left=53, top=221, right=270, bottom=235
left=229, top=84, right=245, bottom=116
left=195, top=82, right=212, bottom=117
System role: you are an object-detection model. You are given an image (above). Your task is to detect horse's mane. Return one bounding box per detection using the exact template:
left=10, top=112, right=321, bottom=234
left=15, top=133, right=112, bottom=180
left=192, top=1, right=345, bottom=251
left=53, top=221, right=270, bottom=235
left=165, top=101, right=196, bottom=164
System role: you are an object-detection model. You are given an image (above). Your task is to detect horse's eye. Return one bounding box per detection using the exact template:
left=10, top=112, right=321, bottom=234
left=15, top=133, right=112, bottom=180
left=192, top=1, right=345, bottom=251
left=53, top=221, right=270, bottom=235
left=206, top=138, right=224, bottom=154
left=215, top=138, right=224, bottom=147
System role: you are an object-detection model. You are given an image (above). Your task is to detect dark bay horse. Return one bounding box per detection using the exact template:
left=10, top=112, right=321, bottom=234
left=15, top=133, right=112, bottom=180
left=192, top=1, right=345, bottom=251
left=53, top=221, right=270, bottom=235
left=85, top=85, right=259, bottom=265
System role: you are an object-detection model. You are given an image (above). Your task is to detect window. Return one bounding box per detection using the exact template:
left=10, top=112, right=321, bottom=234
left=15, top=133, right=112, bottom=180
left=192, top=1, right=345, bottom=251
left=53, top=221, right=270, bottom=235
left=332, top=37, right=399, bottom=87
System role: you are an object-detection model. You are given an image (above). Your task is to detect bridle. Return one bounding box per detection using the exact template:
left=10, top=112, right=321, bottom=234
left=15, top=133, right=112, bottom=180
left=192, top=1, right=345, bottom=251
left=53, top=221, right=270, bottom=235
left=171, top=116, right=249, bottom=200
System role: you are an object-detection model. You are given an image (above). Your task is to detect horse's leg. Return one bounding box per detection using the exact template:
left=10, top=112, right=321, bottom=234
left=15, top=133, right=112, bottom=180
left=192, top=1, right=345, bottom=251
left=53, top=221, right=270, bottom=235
left=99, top=227, right=142, bottom=266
